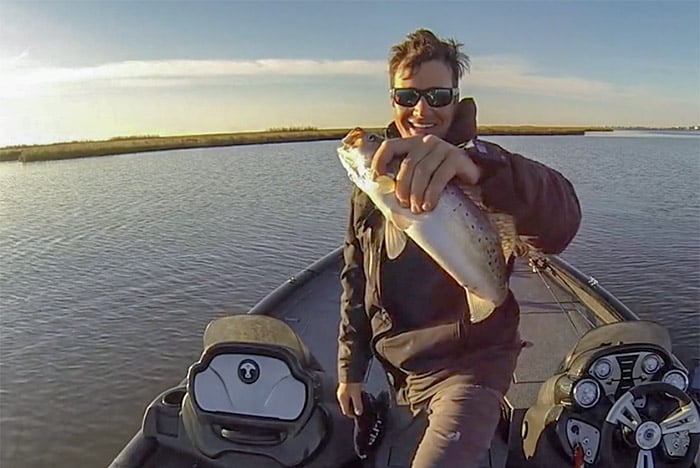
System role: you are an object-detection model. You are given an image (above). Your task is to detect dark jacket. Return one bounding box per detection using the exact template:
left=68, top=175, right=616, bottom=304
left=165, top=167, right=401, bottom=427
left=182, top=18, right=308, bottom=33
left=337, top=99, right=581, bottom=395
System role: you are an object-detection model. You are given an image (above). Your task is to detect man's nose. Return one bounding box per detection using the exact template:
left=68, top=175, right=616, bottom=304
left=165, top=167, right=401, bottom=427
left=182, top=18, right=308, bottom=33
left=412, top=96, right=430, bottom=115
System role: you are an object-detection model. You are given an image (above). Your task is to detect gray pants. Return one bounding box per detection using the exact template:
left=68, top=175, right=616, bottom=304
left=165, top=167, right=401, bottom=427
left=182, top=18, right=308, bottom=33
left=396, top=303, right=521, bottom=467
left=409, top=376, right=505, bottom=468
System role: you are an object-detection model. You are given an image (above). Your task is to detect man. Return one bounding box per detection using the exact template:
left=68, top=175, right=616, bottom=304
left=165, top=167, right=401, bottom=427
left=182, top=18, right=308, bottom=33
left=336, top=29, right=581, bottom=467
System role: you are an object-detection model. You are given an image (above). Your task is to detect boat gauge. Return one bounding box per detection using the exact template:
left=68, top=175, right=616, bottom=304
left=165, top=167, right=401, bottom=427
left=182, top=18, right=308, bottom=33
left=662, top=370, right=689, bottom=391
left=592, top=358, right=612, bottom=379
left=642, top=354, right=662, bottom=374
left=573, top=379, right=600, bottom=408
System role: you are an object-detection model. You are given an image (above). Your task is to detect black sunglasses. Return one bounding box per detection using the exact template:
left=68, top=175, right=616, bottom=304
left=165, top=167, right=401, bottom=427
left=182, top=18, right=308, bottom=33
left=390, top=87, right=459, bottom=108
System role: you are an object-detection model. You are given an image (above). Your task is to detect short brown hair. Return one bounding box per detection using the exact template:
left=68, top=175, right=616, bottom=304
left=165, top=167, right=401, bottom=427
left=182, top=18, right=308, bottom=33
left=389, top=29, right=469, bottom=87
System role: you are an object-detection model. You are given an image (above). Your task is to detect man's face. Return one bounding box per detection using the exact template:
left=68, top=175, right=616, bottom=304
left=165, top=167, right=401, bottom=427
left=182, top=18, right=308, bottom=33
left=391, top=60, right=458, bottom=139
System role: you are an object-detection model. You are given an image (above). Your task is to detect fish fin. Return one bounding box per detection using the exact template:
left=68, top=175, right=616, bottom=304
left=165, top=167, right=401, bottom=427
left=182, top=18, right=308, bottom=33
left=384, top=220, right=407, bottom=260
left=375, top=175, right=395, bottom=194
left=466, top=289, right=497, bottom=323
left=389, top=212, right=412, bottom=231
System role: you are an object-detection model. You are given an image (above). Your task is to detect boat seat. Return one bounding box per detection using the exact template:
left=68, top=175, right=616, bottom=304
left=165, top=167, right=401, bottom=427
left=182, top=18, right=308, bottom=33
left=176, top=314, right=353, bottom=467
left=203, top=314, right=322, bottom=371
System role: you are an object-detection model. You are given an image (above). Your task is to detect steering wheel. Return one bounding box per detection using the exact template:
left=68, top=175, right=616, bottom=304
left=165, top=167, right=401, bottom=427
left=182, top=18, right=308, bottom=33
left=599, top=382, right=700, bottom=468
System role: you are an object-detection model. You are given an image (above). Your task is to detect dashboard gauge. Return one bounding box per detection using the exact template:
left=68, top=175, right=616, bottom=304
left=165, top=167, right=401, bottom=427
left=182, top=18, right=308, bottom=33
left=642, top=354, right=662, bottom=374
left=573, top=379, right=600, bottom=408
left=662, top=370, right=689, bottom=391
left=592, top=358, right=612, bottom=379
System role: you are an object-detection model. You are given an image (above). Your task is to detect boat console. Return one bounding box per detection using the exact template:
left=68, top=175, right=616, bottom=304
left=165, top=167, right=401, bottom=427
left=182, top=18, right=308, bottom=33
left=523, top=321, right=700, bottom=468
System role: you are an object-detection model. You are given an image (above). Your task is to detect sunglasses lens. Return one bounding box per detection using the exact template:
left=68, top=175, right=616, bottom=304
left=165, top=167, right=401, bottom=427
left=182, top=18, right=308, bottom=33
left=427, top=88, right=454, bottom=107
left=394, top=89, right=420, bottom=107
left=393, top=88, right=455, bottom=107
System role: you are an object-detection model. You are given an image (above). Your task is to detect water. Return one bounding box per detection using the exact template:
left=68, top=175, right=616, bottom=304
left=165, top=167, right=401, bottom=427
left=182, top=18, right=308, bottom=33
left=1, top=131, right=698, bottom=467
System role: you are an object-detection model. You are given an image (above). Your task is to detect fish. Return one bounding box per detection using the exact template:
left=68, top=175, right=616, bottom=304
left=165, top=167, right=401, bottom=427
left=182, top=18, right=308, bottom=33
left=337, top=127, right=535, bottom=323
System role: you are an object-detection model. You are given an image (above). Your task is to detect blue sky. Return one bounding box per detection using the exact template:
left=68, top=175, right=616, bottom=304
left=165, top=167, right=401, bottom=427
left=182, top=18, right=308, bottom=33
left=1, top=0, right=698, bottom=146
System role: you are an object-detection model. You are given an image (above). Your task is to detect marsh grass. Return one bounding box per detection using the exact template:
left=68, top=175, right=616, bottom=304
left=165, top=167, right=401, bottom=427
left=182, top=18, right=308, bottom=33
left=2, top=129, right=357, bottom=163
left=0, top=149, right=22, bottom=162
left=0, top=126, right=609, bottom=163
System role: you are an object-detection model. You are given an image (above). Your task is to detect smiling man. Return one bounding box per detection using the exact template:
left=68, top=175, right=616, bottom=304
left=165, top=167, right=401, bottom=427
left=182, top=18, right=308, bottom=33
left=336, top=29, right=582, bottom=467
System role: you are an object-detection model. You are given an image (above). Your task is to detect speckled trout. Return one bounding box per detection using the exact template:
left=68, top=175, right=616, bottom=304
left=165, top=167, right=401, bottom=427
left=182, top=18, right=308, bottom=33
left=337, top=127, right=533, bottom=323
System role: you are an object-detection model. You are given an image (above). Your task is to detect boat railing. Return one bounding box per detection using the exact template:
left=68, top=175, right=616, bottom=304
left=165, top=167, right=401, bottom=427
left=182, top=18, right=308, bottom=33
left=535, top=254, right=640, bottom=325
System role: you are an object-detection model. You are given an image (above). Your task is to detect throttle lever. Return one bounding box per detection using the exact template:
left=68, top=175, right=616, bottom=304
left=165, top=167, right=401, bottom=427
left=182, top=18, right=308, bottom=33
left=573, top=444, right=585, bottom=468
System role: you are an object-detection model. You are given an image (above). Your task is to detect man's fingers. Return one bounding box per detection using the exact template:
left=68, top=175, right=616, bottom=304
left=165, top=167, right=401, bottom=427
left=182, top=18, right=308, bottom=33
left=396, top=144, right=433, bottom=207
left=336, top=385, right=351, bottom=416
left=423, top=157, right=457, bottom=210
left=337, top=383, right=365, bottom=417
left=371, top=136, right=422, bottom=176
left=351, top=392, right=364, bottom=416
left=374, top=135, right=463, bottom=212
left=409, top=147, right=449, bottom=211
left=337, top=391, right=354, bottom=417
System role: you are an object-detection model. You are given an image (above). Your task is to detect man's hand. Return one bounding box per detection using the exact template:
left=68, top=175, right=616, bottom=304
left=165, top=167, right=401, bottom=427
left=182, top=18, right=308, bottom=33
left=336, top=382, right=365, bottom=417
left=371, top=134, right=482, bottom=213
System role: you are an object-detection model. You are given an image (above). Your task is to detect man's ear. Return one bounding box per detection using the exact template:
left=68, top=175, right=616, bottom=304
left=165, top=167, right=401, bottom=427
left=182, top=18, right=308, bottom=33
left=445, top=97, right=477, bottom=144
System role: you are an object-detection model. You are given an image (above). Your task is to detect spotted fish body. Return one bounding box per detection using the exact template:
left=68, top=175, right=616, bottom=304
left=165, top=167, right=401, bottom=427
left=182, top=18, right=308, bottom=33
left=338, top=127, right=523, bottom=323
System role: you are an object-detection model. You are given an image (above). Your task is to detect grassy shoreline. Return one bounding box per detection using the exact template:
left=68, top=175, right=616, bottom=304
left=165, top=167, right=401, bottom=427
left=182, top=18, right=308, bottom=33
left=1, top=126, right=610, bottom=163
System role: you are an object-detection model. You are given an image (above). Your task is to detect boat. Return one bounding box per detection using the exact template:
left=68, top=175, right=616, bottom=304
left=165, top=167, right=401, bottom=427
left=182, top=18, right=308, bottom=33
left=109, top=248, right=700, bottom=468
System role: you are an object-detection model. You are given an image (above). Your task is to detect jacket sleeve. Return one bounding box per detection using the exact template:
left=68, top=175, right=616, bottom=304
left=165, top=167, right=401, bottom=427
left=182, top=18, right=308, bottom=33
left=474, top=142, right=582, bottom=254
left=337, top=189, right=373, bottom=383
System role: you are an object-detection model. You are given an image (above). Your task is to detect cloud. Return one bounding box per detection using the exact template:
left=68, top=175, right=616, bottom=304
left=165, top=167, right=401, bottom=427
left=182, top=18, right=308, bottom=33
left=0, top=58, right=387, bottom=97
left=1, top=54, right=689, bottom=109
left=467, top=55, right=619, bottom=99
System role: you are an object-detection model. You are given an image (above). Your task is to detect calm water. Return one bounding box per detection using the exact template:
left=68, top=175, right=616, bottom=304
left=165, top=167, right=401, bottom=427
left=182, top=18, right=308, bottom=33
left=1, top=131, right=698, bottom=467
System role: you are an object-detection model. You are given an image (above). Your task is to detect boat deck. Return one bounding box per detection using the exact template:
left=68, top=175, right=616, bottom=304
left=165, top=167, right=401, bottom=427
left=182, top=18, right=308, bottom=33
left=113, top=248, right=700, bottom=468
left=256, top=249, right=596, bottom=429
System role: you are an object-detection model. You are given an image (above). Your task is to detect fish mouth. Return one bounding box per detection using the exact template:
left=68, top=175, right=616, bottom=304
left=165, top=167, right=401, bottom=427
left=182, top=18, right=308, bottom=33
left=339, top=127, right=383, bottom=181
left=342, top=127, right=365, bottom=147
left=338, top=139, right=362, bottom=176
left=338, top=147, right=358, bottom=170
left=339, top=128, right=369, bottom=170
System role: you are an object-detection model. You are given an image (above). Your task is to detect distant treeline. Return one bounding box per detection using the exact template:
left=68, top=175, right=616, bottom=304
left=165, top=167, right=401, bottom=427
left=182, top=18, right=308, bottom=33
left=109, top=134, right=161, bottom=141
left=479, top=125, right=610, bottom=136
left=0, top=126, right=611, bottom=163
left=266, top=126, right=319, bottom=132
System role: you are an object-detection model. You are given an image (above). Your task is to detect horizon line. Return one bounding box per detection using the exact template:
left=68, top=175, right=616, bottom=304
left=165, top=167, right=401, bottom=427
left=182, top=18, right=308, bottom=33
left=3, top=124, right=699, bottom=150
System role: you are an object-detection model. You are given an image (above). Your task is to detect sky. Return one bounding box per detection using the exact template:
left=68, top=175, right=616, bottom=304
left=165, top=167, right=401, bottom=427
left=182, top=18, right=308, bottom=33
left=0, top=0, right=698, bottom=147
